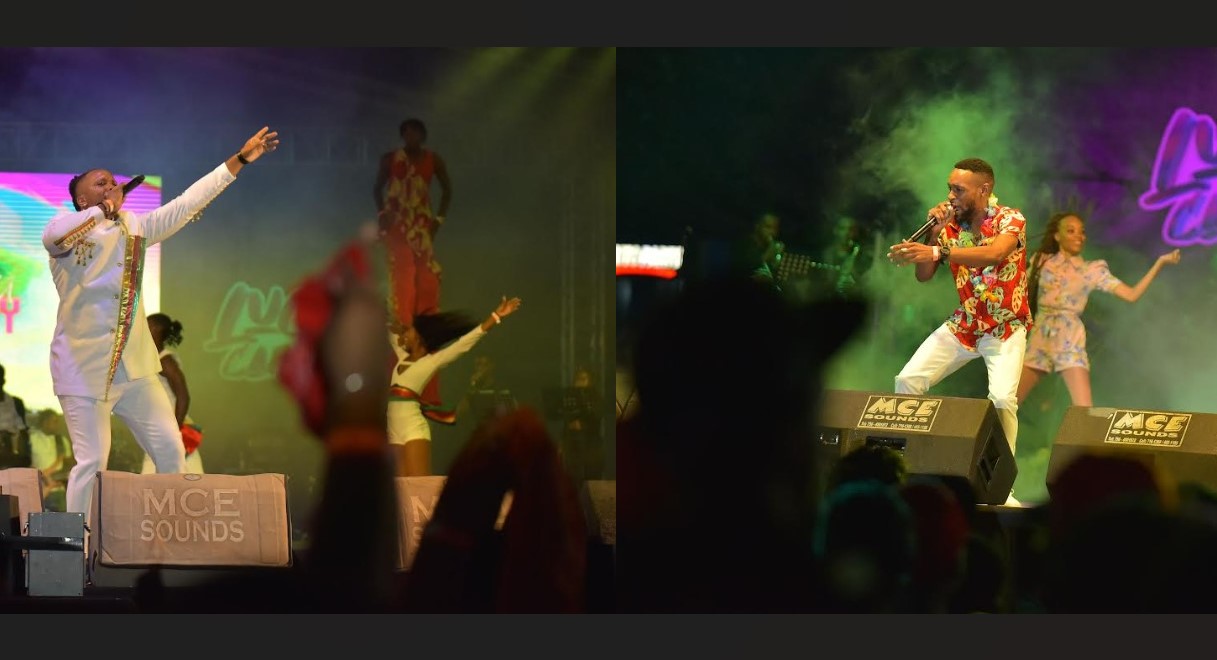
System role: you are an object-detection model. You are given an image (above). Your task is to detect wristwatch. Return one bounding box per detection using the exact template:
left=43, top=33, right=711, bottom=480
left=939, top=244, right=952, bottom=264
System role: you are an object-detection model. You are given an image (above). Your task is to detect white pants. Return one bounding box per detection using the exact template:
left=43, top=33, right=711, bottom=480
left=141, top=449, right=204, bottom=475
left=894, top=324, right=1026, bottom=456
left=59, top=363, right=186, bottom=515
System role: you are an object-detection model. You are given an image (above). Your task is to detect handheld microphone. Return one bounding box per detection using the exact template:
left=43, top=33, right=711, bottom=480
left=908, top=206, right=952, bottom=242
left=907, top=215, right=936, bottom=243
left=122, top=174, right=146, bottom=195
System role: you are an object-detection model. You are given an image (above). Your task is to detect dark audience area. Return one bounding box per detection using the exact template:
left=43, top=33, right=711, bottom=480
left=615, top=275, right=1217, bottom=613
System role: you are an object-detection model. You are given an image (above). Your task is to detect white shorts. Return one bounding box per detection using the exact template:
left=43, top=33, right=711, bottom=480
left=388, top=400, right=431, bottom=445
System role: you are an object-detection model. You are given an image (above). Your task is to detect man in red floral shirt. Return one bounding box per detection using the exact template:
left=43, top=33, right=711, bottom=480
left=887, top=158, right=1031, bottom=505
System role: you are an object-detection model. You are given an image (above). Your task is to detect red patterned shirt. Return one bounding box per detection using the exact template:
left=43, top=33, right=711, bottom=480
left=937, top=204, right=1033, bottom=349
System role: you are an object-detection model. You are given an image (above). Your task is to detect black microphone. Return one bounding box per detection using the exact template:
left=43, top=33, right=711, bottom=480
left=122, top=174, right=146, bottom=195
left=907, top=216, right=936, bottom=243
left=908, top=207, right=952, bottom=242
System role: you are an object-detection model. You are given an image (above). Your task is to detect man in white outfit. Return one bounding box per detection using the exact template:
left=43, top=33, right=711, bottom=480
left=42, top=126, right=279, bottom=515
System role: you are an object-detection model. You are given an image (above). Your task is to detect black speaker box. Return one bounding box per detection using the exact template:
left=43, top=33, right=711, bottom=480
left=1047, top=405, right=1217, bottom=494
left=816, top=390, right=1017, bottom=505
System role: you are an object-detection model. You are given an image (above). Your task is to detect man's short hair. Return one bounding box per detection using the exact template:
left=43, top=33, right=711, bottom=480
left=68, top=169, right=99, bottom=211
left=953, top=158, right=995, bottom=184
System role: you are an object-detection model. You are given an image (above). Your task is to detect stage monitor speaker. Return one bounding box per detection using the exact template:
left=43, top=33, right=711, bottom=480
left=395, top=476, right=447, bottom=572
left=816, top=390, right=1017, bottom=505
left=0, top=468, right=45, bottom=531
left=1047, top=405, right=1217, bottom=494
left=26, top=512, right=85, bottom=597
left=394, top=476, right=514, bottom=572
left=86, top=472, right=293, bottom=588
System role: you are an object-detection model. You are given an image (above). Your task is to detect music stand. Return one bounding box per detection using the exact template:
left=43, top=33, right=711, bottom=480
left=774, top=251, right=839, bottom=282
left=543, top=387, right=599, bottom=422
left=468, top=389, right=518, bottom=420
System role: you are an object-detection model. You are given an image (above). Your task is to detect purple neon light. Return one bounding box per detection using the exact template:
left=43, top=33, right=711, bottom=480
left=1139, top=107, right=1217, bottom=247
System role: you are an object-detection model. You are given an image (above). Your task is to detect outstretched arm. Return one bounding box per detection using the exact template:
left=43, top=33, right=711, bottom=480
left=479, top=296, right=522, bottom=332
left=401, top=295, right=525, bottom=394
left=890, top=232, right=1018, bottom=279
left=140, top=127, right=279, bottom=245
left=225, top=126, right=279, bottom=176
left=411, top=296, right=524, bottom=381
left=1111, top=249, right=1182, bottom=302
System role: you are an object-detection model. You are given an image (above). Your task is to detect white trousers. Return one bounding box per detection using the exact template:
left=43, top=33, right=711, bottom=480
left=893, top=323, right=1026, bottom=456
left=59, top=362, right=186, bottom=515
left=141, top=449, right=204, bottom=475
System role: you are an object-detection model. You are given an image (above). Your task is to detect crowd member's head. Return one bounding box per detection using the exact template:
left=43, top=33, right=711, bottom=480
left=619, top=274, right=868, bottom=611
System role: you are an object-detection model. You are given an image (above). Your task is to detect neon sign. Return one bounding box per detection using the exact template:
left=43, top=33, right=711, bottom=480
left=616, top=243, right=684, bottom=279
left=202, top=282, right=295, bottom=382
left=1139, top=107, right=1217, bottom=246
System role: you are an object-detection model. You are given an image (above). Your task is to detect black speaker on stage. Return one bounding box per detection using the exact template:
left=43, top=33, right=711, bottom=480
left=816, top=390, right=1017, bottom=505
left=1047, top=405, right=1217, bottom=494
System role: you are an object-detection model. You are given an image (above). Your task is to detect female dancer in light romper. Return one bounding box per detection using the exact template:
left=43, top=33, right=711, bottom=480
left=1018, top=212, right=1180, bottom=407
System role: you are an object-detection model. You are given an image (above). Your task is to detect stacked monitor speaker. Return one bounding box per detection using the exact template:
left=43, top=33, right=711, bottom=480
left=816, top=390, right=1017, bottom=505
